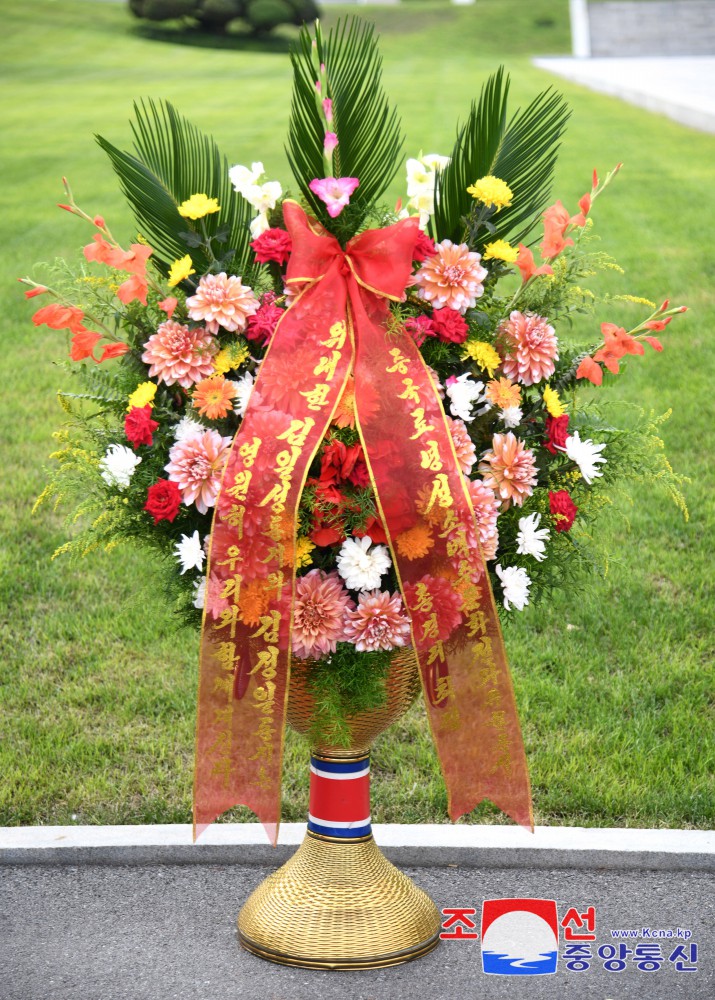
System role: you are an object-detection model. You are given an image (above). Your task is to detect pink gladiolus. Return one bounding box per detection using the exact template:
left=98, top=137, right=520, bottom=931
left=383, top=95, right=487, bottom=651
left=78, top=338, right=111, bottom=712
left=324, top=132, right=339, bottom=155
left=322, top=98, right=333, bottom=123
left=309, top=177, right=359, bottom=218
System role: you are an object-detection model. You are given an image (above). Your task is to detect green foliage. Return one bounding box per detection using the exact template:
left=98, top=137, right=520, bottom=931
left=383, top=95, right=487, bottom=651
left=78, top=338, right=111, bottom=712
left=433, top=67, right=570, bottom=249
left=304, top=643, right=392, bottom=746
left=129, top=0, right=319, bottom=33
left=287, top=19, right=404, bottom=240
left=97, top=100, right=257, bottom=281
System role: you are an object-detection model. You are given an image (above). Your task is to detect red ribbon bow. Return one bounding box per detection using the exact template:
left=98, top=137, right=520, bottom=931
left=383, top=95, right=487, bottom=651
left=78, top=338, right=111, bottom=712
left=195, top=202, right=532, bottom=843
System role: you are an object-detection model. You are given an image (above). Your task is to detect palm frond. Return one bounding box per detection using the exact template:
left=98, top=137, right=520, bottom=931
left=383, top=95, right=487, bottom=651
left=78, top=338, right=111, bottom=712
left=287, top=18, right=404, bottom=239
left=433, top=68, right=571, bottom=249
left=97, top=100, right=256, bottom=281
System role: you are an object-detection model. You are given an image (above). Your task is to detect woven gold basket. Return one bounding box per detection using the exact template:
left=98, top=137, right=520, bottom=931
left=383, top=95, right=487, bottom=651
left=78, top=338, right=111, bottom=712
left=237, top=647, right=442, bottom=969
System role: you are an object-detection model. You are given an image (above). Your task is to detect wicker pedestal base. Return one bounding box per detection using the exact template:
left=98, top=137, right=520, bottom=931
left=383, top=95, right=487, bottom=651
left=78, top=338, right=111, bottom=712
left=238, top=830, right=441, bottom=969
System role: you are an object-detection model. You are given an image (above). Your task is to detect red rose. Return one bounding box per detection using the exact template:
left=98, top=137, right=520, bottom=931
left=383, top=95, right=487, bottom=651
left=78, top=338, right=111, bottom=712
left=403, top=314, right=435, bottom=347
left=144, top=479, right=182, bottom=524
left=251, top=227, right=293, bottom=266
left=549, top=489, right=578, bottom=532
left=431, top=307, right=469, bottom=344
left=319, top=439, right=364, bottom=486
left=544, top=414, right=569, bottom=454
left=413, top=231, right=436, bottom=263
left=125, top=405, right=159, bottom=449
left=245, top=293, right=284, bottom=343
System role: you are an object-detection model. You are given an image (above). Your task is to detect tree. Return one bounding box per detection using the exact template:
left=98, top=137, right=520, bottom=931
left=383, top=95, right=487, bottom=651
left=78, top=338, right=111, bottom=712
left=129, top=0, right=321, bottom=36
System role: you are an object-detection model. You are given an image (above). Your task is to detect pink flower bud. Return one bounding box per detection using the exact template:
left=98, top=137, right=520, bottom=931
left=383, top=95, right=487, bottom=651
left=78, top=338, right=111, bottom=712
left=322, top=98, right=333, bottom=123
left=93, top=215, right=106, bottom=228
left=323, top=131, right=338, bottom=155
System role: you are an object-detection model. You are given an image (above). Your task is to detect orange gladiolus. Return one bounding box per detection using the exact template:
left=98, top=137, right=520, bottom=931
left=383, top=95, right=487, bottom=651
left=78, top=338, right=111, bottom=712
left=98, top=342, right=129, bottom=362
left=575, top=356, right=603, bottom=385
left=117, top=274, right=149, bottom=306
left=515, top=244, right=553, bottom=284
left=33, top=303, right=85, bottom=334
left=70, top=329, right=102, bottom=361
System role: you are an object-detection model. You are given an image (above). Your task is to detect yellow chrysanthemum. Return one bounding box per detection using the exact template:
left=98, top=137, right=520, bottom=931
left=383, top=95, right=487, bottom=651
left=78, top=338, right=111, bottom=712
left=177, top=194, right=220, bottom=220
left=127, top=381, right=157, bottom=411
left=543, top=385, right=566, bottom=417
left=213, top=340, right=250, bottom=376
left=295, top=537, right=315, bottom=570
left=396, top=523, right=434, bottom=561
left=466, top=175, right=513, bottom=211
left=461, top=340, right=501, bottom=377
left=168, top=254, right=195, bottom=288
left=483, top=239, right=518, bottom=264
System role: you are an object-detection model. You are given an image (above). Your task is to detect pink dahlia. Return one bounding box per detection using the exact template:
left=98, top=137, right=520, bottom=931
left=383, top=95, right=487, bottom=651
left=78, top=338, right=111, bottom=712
left=403, top=574, right=462, bottom=642
left=499, top=310, right=558, bottom=386
left=344, top=590, right=411, bottom=652
left=414, top=239, right=487, bottom=314
left=142, top=321, right=217, bottom=388
left=467, top=478, right=500, bottom=560
left=446, top=416, right=477, bottom=474
left=292, top=569, right=355, bottom=660
left=186, top=272, right=260, bottom=335
left=165, top=429, right=232, bottom=514
left=478, top=432, right=537, bottom=509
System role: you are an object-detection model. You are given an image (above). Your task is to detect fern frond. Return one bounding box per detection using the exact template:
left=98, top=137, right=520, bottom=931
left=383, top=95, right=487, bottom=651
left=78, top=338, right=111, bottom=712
left=287, top=18, right=404, bottom=239
left=433, top=68, right=570, bottom=249
left=97, top=100, right=256, bottom=281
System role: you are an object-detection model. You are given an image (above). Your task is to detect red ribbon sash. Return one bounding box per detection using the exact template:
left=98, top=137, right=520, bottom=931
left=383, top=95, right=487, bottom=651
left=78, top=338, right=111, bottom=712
left=194, top=202, right=532, bottom=844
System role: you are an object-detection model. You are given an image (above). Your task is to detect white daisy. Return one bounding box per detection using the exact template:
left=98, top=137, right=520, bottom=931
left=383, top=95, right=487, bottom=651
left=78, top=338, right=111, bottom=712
left=175, top=530, right=205, bottom=575
left=516, top=512, right=549, bottom=562
left=445, top=373, right=486, bottom=422
left=173, top=415, right=205, bottom=442
left=500, top=405, right=523, bottom=429
left=496, top=563, right=532, bottom=611
left=336, top=536, right=391, bottom=591
left=231, top=371, right=255, bottom=417
left=192, top=576, right=206, bottom=610
left=561, top=431, right=607, bottom=484
left=99, top=444, right=141, bottom=491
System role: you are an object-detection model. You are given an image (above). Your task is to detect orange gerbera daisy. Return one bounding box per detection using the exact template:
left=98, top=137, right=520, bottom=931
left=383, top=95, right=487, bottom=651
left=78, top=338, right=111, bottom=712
left=486, top=377, right=522, bottom=409
left=192, top=376, right=236, bottom=420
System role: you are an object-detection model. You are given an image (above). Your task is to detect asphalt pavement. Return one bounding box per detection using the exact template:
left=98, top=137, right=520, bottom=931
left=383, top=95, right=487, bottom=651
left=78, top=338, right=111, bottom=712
left=3, top=852, right=713, bottom=1000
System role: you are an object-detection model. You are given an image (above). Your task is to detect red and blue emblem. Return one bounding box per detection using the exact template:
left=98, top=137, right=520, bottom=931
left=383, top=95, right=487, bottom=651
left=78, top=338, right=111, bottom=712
left=307, top=754, right=371, bottom=839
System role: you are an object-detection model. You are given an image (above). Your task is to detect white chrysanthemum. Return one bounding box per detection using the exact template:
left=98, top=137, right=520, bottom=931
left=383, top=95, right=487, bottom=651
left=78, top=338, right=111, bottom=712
left=228, top=161, right=264, bottom=193
left=231, top=371, right=255, bottom=417
left=99, top=444, right=141, bottom=491
left=175, top=530, right=205, bottom=575
left=336, top=536, right=392, bottom=592
left=496, top=563, right=532, bottom=611
left=249, top=212, right=270, bottom=239
left=561, top=431, right=607, bottom=485
left=516, top=512, right=549, bottom=562
left=446, top=373, right=486, bottom=422
left=193, top=576, right=206, bottom=610
left=500, top=405, right=524, bottom=429
left=173, top=415, right=205, bottom=442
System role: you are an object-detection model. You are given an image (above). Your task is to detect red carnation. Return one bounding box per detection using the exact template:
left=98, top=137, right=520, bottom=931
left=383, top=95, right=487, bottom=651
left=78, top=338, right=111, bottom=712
left=320, top=439, right=364, bottom=486
left=403, top=314, right=435, bottom=347
left=144, top=479, right=182, bottom=524
left=245, top=293, right=284, bottom=344
left=251, top=227, right=293, bottom=266
left=549, top=489, right=578, bottom=532
left=430, top=307, right=469, bottom=344
left=413, top=230, right=436, bottom=263
left=125, top=405, right=159, bottom=450
left=544, top=414, right=570, bottom=455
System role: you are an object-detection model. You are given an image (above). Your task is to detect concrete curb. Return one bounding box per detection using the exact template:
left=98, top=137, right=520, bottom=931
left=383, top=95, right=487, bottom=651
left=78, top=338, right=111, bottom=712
left=2, top=823, right=713, bottom=871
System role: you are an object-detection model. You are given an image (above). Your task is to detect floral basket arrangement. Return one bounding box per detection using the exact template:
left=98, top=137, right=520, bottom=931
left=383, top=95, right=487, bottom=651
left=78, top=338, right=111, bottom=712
left=24, top=15, right=687, bottom=969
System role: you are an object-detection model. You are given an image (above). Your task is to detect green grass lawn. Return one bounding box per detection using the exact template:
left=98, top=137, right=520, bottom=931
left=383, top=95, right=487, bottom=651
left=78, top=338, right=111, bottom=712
left=1, top=0, right=713, bottom=830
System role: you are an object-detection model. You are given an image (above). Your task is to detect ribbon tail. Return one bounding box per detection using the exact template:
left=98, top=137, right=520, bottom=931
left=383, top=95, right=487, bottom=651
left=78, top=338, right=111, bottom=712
left=350, top=284, right=533, bottom=832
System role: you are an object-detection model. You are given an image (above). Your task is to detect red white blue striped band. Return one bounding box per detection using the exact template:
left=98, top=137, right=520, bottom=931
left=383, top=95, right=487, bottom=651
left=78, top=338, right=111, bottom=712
left=307, top=755, right=371, bottom=839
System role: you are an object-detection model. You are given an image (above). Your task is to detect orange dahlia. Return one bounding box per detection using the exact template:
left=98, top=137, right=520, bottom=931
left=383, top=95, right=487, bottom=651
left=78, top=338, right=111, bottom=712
left=478, top=432, right=537, bottom=509
left=486, top=377, right=521, bottom=409
left=142, top=321, right=217, bottom=388
left=192, top=376, right=236, bottom=420
left=414, top=239, right=487, bottom=314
